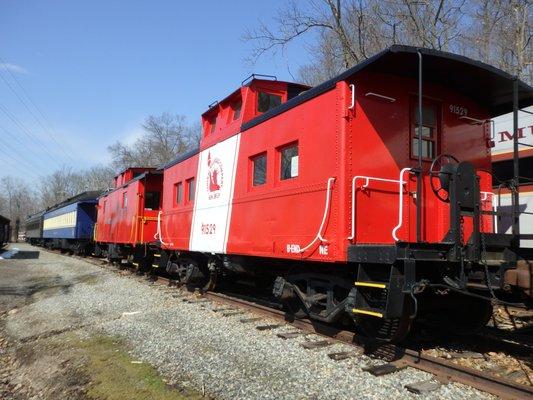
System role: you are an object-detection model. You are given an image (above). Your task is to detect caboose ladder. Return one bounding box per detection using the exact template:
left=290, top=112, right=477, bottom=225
left=350, top=263, right=407, bottom=319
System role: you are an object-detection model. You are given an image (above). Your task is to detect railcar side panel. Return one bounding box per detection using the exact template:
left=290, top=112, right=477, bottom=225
left=161, top=155, right=199, bottom=250
left=227, top=86, right=344, bottom=262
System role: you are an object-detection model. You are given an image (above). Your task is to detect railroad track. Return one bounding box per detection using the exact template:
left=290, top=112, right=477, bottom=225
left=43, top=248, right=533, bottom=400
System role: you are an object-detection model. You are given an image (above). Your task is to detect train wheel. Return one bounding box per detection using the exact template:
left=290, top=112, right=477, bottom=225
left=443, top=296, right=493, bottom=335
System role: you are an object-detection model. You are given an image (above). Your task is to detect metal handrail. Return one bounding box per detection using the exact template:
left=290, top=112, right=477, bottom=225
left=365, top=92, right=396, bottom=102
left=480, top=191, right=494, bottom=201
left=349, top=84, right=355, bottom=109
left=348, top=173, right=409, bottom=241
left=155, top=210, right=172, bottom=246
left=298, top=177, right=335, bottom=253
left=392, top=168, right=414, bottom=242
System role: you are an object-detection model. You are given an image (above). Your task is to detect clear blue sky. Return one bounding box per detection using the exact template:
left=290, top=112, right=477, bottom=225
left=0, top=0, right=312, bottom=183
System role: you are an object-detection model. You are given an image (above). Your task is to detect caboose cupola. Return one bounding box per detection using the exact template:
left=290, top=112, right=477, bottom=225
left=200, top=75, right=308, bottom=149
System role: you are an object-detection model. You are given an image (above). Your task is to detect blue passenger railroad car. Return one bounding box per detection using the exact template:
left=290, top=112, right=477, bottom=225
left=42, top=191, right=100, bottom=254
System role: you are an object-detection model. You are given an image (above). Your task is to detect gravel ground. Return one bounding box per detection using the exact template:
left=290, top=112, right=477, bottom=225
left=3, top=243, right=495, bottom=400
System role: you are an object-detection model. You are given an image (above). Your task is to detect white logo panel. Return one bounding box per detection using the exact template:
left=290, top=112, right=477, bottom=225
left=189, top=134, right=240, bottom=253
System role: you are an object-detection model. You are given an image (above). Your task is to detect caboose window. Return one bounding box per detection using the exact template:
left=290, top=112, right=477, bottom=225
left=187, top=178, right=195, bottom=202
left=280, top=143, right=298, bottom=180
left=208, top=114, right=217, bottom=134
left=122, top=192, right=128, bottom=208
left=258, top=92, right=282, bottom=113
left=252, top=153, right=267, bottom=186
left=411, top=104, right=438, bottom=160
left=175, top=182, right=183, bottom=204
left=232, top=99, right=242, bottom=120
left=144, top=191, right=160, bottom=210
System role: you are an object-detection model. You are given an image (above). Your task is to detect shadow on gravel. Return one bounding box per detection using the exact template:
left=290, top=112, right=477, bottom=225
left=9, top=251, right=40, bottom=260
left=0, top=274, right=100, bottom=298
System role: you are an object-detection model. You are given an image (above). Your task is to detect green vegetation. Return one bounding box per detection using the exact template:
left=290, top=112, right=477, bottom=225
left=77, top=335, right=202, bottom=400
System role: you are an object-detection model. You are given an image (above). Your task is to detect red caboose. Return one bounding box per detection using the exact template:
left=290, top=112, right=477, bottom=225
left=95, top=167, right=163, bottom=270
left=158, top=47, right=533, bottom=340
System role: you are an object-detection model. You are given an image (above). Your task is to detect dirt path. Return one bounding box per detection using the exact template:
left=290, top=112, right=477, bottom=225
left=0, top=243, right=203, bottom=400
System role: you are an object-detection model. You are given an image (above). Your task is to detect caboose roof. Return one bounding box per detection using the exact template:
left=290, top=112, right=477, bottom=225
left=242, top=45, right=533, bottom=131
left=98, top=170, right=163, bottom=198
left=45, top=191, right=101, bottom=214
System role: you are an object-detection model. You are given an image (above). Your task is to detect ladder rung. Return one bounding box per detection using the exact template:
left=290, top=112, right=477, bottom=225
left=352, top=308, right=383, bottom=318
left=354, top=281, right=387, bottom=289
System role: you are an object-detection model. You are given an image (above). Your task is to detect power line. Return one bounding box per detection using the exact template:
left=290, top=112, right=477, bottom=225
left=0, top=123, right=57, bottom=173
left=0, top=149, right=42, bottom=181
left=0, top=135, right=45, bottom=177
left=0, top=56, right=76, bottom=148
left=0, top=67, right=77, bottom=165
left=0, top=141, right=42, bottom=180
left=0, top=103, right=65, bottom=169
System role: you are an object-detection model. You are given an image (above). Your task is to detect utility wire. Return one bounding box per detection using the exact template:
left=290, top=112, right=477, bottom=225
left=0, top=147, right=42, bottom=180
left=0, top=67, right=77, bottom=165
left=0, top=135, right=46, bottom=177
left=0, top=123, right=57, bottom=173
left=0, top=137, right=43, bottom=180
left=0, top=103, right=65, bottom=169
left=0, top=141, right=42, bottom=174
left=0, top=56, right=78, bottom=154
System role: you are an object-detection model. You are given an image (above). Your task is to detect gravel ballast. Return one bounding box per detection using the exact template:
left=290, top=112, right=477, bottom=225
left=3, top=244, right=494, bottom=399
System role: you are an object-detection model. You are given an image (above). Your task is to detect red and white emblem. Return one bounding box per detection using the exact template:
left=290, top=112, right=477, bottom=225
left=207, top=152, right=223, bottom=199
left=190, top=134, right=241, bottom=253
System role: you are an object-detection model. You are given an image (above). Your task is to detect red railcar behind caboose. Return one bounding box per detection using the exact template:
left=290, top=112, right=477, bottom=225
left=95, top=167, right=163, bottom=270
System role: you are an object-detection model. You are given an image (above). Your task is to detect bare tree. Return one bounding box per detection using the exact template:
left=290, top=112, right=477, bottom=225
left=108, top=112, right=199, bottom=171
left=0, top=176, right=40, bottom=237
left=245, top=0, right=531, bottom=86
left=39, top=167, right=77, bottom=209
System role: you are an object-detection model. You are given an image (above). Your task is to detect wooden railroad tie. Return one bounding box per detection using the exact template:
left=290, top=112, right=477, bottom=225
left=277, top=331, right=306, bottom=340
left=362, top=363, right=406, bottom=376
left=328, top=351, right=359, bottom=361
left=256, top=324, right=282, bottom=331
left=240, top=317, right=262, bottom=323
left=221, top=310, right=246, bottom=317
left=405, top=380, right=441, bottom=394
left=301, top=340, right=332, bottom=349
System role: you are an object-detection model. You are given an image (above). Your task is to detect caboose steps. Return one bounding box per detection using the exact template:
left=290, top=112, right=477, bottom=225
left=348, top=264, right=406, bottom=319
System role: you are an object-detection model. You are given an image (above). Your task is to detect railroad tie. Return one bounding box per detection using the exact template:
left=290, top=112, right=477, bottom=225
left=221, top=310, right=246, bottom=317
left=328, top=351, right=359, bottom=361
left=212, top=307, right=236, bottom=313
left=183, top=298, right=210, bottom=304
left=301, top=340, right=332, bottom=350
left=277, top=332, right=305, bottom=340
left=405, top=380, right=442, bottom=394
left=362, top=363, right=406, bottom=376
left=240, top=317, right=262, bottom=323
left=256, top=324, right=282, bottom=331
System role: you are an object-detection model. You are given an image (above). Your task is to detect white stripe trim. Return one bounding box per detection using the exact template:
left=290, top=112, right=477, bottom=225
left=223, top=133, right=241, bottom=252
